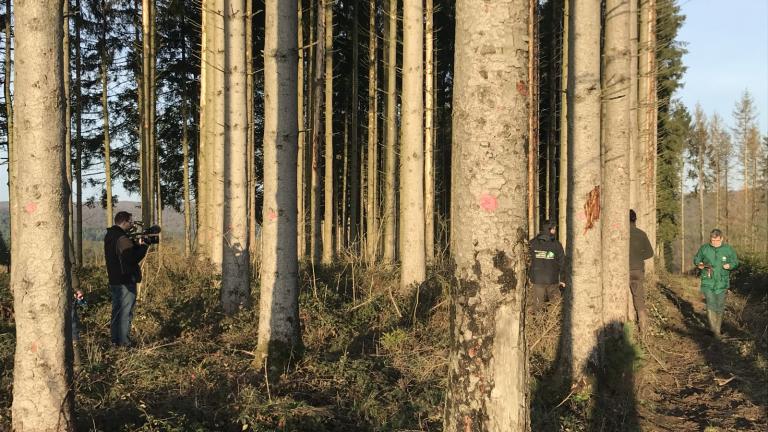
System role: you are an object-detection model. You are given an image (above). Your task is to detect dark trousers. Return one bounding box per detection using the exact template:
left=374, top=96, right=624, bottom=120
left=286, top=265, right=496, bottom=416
left=110, top=284, right=137, bottom=346
left=629, top=269, right=647, bottom=330
left=532, top=283, right=561, bottom=311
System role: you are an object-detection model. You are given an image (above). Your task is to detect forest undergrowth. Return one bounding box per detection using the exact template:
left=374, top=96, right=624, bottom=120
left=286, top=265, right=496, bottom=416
left=1, top=249, right=766, bottom=431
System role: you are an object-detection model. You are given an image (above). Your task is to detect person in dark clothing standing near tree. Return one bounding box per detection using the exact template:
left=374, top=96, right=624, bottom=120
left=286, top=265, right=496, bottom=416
left=104, top=211, right=149, bottom=347
left=529, top=221, right=566, bottom=311
left=629, top=209, right=654, bottom=332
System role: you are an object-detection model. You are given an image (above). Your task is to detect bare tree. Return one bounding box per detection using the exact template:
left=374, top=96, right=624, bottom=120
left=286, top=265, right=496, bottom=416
left=365, top=0, right=378, bottom=264
left=565, top=0, right=603, bottom=378
left=382, top=0, right=398, bottom=263
left=444, top=1, right=530, bottom=429
left=322, top=0, right=334, bottom=264
left=602, top=0, right=631, bottom=324
left=257, top=0, right=300, bottom=372
left=424, top=0, right=435, bottom=263
left=11, top=0, right=75, bottom=428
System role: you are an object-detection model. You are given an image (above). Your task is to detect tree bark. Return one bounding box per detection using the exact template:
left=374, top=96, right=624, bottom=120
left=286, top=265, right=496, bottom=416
left=628, top=0, right=638, bottom=214
left=445, top=1, right=530, bottom=429
left=424, top=0, right=435, bottom=264
left=322, top=0, right=334, bottom=264
left=382, top=0, right=398, bottom=263
left=75, top=0, right=83, bottom=267
left=297, top=0, right=306, bottom=259
left=196, top=0, right=210, bottom=257
left=365, top=0, right=378, bottom=264
left=565, top=0, right=603, bottom=378
left=527, top=0, right=538, bottom=237
left=246, top=0, right=257, bottom=262
left=222, top=0, right=251, bottom=314
left=100, top=8, right=113, bottom=227
left=181, top=6, right=192, bottom=257
left=257, top=0, right=300, bottom=372
left=141, top=0, right=152, bottom=224
left=638, top=0, right=656, bottom=273
left=11, top=0, right=75, bottom=428
left=210, top=0, right=226, bottom=269
left=399, top=0, right=425, bottom=288
left=602, top=0, right=631, bottom=325
left=310, top=0, right=325, bottom=264
left=558, top=0, right=569, bottom=247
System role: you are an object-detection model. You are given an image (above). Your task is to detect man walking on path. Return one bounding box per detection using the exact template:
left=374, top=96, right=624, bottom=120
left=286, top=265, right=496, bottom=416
left=529, top=221, right=566, bottom=311
left=630, top=209, right=654, bottom=331
left=693, top=229, right=738, bottom=338
left=104, top=211, right=149, bottom=347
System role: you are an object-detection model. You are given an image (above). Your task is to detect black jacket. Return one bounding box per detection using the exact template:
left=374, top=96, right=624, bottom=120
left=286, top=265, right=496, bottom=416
left=104, top=226, right=149, bottom=285
left=529, top=230, right=565, bottom=285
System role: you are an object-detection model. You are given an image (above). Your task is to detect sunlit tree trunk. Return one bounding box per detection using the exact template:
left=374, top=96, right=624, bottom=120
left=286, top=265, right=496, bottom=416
left=558, top=0, right=569, bottom=247
left=196, top=0, right=210, bottom=257
left=141, top=0, right=152, bottom=224
left=424, top=0, right=435, bottom=264
left=382, top=0, right=398, bottom=263
left=445, top=1, right=530, bottom=429
left=63, top=0, right=78, bottom=280
left=257, top=0, right=300, bottom=372
left=602, top=0, right=631, bottom=324
left=181, top=6, right=192, bottom=257
left=399, top=0, right=425, bottom=288
left=565, top=0, right=603, bottom=378
left=680, top=156, right=685, bottom=272
left=365, top=0, right=378, bottom=264
left=210, top=0, right=226, bottom=269
left=246, top=0, right=257, bottom=262
left=297, top=0, right=306, bottom=259
left=322, top=0, right=334, bottom=264
left=638, top=0, right=656, bottom=273
left=222, top=0, right=251, bottom=313
left=11, top=0, right=75, bottom=428
left=310, top=0, right=326, bottom=264
left=75, top=0, right=83, bottom=267
left=527, top=0, right=538, bottom=236
left=100, top=8, right=113, bottom=227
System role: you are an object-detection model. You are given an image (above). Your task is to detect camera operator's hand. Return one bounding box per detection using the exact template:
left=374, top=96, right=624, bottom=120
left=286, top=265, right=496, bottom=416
left=137, top=236, right=146, bottom=246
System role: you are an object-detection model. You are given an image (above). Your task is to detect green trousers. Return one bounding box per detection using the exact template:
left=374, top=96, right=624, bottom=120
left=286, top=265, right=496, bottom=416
left=702, top=289, right=726, bottom=336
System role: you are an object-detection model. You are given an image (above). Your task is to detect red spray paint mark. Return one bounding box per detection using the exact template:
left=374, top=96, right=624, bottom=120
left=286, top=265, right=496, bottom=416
left=516, top=81, right=528, bottom=96
left=30, top=342, right=38, bottom=353
left=479, top=193, right=498, bottom=212
left=24, top=202, right=38, bottom=214
left=268, top=210, right=278, bottom=221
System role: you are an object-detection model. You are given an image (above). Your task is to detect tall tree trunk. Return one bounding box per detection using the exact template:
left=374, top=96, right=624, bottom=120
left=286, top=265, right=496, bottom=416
left=680, top=157, right=685, bottom=273
left=628, top=0, right=639, bottom=217
left=400, top=0, right=425, bottom=289
left=322, top=0, right=334, bottom=264
left=339, top=114, right=349, bottom=251
left=257, top=0, right=300, bottom=372
left=698, top=139, right=705, bottom=246
left=310, top=0, right=326, bottom=264
left=349, top=0, right=360, bottom=248
left=141, top=0, right=152, bottom=224
left=445, top=1, right=530, bottom=429
left=297, top=0, right=306, bottom=259
left=101, top=16, right=113, bottom=228
left=246, top=0, right=257, bottom=262
left=602, top=0, right=631, bottom=325
left=424, top=0, right=435, bottom=264
left=382, top=0, right=397, bottom=263
left=222, top=0, right=251, bottom=314
left=558, top=0, right=569, bottom=247
left=365, top=0, right=378, bottom=264
left=196, top=0, right=210, bottom=256
left=638, top=0, right=656, bottom=273
left=63, top=0, right=78, bottom=283
left=210, top=0, right=226, bottom=269
left=11, top=0, right=75, bottom=428
left=75, top=0, right=83, bottom=267
left=151, top=0, right=160, bottom=228
left=527, top=0, right=538, bottom=236
left=565, top=0, right=602, bottom=378
left=181, top=6, right=192, bottom=257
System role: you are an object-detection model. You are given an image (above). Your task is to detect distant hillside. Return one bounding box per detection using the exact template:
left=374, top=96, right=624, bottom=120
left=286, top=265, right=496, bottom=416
left=0, top=201, right=187, bottom=243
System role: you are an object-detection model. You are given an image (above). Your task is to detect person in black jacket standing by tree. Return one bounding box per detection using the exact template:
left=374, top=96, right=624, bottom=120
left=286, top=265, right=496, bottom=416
left=104, top=211, right=149, bottom=347
left=529, top=221, right=566, bottom=311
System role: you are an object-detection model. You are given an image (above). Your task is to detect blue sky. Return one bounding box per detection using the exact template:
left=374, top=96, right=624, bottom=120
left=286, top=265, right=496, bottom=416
left=1, top=0, right=767, bottom=202
left=676, top=0, right=768, bottom=134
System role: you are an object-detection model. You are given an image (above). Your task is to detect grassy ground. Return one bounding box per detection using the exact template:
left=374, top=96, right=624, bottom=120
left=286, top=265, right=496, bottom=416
left=1, top=250, right=766, bottom=431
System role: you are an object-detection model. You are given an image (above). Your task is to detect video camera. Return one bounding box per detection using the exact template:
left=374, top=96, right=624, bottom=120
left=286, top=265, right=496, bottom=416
left=127, top=221, right=162, bottom=245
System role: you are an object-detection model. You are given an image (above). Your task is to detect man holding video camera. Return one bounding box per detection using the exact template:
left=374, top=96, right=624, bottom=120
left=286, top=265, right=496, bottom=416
left=104, top=211, right=149, bottom=347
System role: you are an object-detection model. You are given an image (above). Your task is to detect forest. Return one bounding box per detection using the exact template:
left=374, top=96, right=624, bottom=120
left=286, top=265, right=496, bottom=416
left=0, top=0, right=766, bottom=431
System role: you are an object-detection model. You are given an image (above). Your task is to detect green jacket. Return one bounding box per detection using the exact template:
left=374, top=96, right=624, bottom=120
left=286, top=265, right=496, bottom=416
left=692, top=243, right=739, bottom=293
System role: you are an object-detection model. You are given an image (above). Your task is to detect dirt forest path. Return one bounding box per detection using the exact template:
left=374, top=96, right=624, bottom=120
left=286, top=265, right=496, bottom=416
left=637, top=274, right=768, bottom=431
